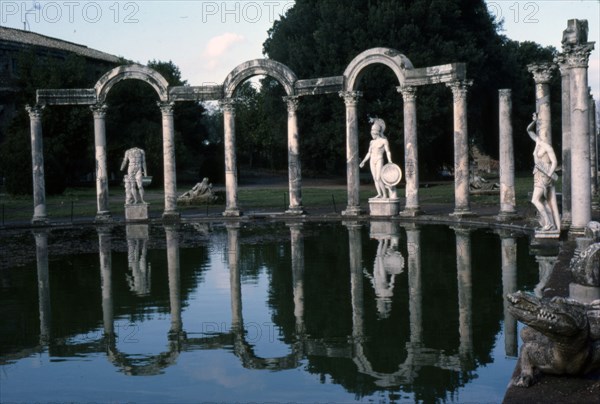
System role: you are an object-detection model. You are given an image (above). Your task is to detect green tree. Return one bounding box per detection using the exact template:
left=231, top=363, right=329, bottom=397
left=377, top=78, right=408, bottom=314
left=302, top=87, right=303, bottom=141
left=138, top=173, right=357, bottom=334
left=261, top=0, right=559, bottom=177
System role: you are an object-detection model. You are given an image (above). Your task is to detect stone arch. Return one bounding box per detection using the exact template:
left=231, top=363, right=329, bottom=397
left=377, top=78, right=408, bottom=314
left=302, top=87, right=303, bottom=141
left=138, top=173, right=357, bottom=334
left=94, top=63, right=170, bottom=103
left=343, top=47, right=414, bottom=91
left=222, top=59, right=298, bottom=98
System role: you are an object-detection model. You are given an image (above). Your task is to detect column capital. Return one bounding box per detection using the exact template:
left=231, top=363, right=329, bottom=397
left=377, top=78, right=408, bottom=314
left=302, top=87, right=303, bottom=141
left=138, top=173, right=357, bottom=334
left=283, top=95, right=300, bottom=113
left=554, top=54, right=571, bottom=76
left=90, top=103, right=108, bottom=118
left=25, top=104, right=45, bottom=119
left=563, top=42, right=595, bottom=69
left=339, top=91, right=362, bottom=106
left=397, top=85, right=417, bottom=102
left=498, top=88, right=512, bottom=100
left=157, top=101, right=175, bottom=115
left=446, top=80, right=473, bottom=100
left=219, top=98, right=237, bottom=114
left=527, top=62, right=556, bottom=84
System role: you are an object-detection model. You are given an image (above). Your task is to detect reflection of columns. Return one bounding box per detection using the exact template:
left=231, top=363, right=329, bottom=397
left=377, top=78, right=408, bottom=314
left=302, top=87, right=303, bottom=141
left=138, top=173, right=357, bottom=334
left=497, top=231, right=518, bottom=357
left=91, top=103, right=111, bottom=222
left=34, top=230, right=51, bottom=344
left=556, top=56, right=572, bottom=226
left=566, top=42, right=595, bottom=234
left=399, top=86, right=421, bottom=216
left=289, top=223, right=305, bottom=334
left=26, top=104, right=48, bottom=225
left=345, top=222, right=364, bottom=340
left=527, top=63, right=555, bottom=144
left=404, top=224, right=422, bottom=345
left=447, top=81, right=473, bottom=216
left=165, top=225, right=182, bottom=336
left=98, top=226, right=114, bottom=338
left=226, top=223, right=242, bottom=330
left=158, top=101, right=180, bottom=221
left=498, top=90, right=517, bottom=219
left=283, top=96, right=304, bottom=214
left=221, top=99, right=241, bottom=217
left=454, top=227, right=473, bottom=357
left=340, top=91, right=363, bottom=216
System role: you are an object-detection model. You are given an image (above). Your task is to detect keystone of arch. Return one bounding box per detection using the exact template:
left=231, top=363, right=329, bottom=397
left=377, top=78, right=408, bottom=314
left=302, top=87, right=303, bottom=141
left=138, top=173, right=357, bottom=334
left=223, top=59, right=298, bottom=98
left=343, top=47, right=414, bottom=91
left=95, top=63, right=170, bottom=103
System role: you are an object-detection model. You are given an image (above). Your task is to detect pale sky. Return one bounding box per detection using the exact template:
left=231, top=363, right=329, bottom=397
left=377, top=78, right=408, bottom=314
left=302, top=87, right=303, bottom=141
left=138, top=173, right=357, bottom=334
left=0, top=0, right=598, bottom=98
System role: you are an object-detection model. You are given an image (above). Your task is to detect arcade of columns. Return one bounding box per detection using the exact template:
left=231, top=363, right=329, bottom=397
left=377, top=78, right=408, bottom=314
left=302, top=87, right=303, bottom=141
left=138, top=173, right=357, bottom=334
left=27, top=20, right=597, bottom=231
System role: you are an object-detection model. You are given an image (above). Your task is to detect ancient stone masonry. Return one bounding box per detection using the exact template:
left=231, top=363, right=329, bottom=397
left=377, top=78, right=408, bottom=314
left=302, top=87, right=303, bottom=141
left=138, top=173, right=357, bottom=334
left=497, top=89, right=517, bottom=220
left=31, top=49, right=470, bottom=221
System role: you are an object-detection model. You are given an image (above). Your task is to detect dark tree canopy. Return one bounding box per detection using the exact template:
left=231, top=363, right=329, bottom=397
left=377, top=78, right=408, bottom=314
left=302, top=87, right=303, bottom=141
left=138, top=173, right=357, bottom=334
left=258, top=0, right=558, bottom=177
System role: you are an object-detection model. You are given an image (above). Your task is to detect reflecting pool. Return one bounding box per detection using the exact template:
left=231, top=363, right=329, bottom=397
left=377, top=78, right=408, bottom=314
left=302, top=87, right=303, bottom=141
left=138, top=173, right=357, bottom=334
left=1, top=222, right=541, bottom=403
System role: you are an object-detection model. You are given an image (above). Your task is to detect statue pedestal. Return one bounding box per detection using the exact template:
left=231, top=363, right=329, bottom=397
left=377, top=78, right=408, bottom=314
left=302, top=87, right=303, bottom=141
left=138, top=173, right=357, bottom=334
left=125, top=203, right=149, bottom=221
left=368, top=198, right=400, bottom=216
left=534, top=229, right=560, bottom=240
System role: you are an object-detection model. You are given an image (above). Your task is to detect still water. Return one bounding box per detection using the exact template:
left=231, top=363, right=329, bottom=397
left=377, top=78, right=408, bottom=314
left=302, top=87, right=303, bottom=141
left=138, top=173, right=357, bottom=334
left=1, top=222, right=540, bottom=403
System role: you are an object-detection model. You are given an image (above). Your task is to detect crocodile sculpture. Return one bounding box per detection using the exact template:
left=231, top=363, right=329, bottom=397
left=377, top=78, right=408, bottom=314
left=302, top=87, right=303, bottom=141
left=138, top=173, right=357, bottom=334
left=506, top=291, right=600, bottom=387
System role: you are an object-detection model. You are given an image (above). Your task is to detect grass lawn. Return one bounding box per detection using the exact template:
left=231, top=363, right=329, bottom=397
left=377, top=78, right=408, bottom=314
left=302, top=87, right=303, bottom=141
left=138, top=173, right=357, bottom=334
left=0, top=174, right=539, bottom=222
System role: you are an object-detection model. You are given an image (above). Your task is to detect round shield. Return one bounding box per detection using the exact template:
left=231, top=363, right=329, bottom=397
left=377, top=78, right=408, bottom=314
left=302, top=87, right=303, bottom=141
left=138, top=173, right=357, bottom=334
left=381, top=163, right=402, bottom=187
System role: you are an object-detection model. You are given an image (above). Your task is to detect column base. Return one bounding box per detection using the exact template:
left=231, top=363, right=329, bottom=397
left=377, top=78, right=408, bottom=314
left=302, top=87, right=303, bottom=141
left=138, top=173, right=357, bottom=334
left=31, top=216, right=49, bottom=226
left=223, top=208, right=242, bottom=217
left=450, top=209, right=476, bottom=218
left=561, top=212, right=572, bottom=229
left=368, top=198, right=400, bottom=216
left=162, top=210, right=181, bottom=222
left=95, top=211, right=113, bottom=223
left=285, top=206, right=306, bottom=215
left=535, top=229, right=561, bottom=239
left=399, top=207, right=422, bottom=217
left=496, top=211, right=520, bottom=222
left=342, top=205, right=364, bottom=216
left=569, top=226, right=586, bottom=237
left=125, top=203, right=149, bottom=221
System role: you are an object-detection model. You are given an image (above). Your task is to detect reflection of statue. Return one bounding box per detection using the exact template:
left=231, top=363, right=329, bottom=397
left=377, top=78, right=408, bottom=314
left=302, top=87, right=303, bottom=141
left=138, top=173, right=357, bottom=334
left=364, top=235, right=404, bottom=319
left=120, top=147, right=147, bottom=204
left=177, top=177, right=218, bottom=205
left=527, top=114, right=560, bottom=232
left=360, top=118, right=395, bottom=198
left=126, top=238, right=150, bottom=296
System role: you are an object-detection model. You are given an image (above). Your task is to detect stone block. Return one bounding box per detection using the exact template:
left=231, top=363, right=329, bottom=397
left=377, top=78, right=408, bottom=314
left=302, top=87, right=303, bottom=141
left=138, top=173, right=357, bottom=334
left=125, top=203, right=149, bottom=221
left=368, top=198, right=400, bottom=216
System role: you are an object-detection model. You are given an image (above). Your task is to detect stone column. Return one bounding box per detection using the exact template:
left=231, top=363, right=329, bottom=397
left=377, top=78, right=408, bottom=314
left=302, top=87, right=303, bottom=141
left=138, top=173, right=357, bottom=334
left=399, top=85, right=421, bottom=216
left=527, top=63, right=555, bottom=144
left=26, top=105, right=48, bottom=225
left=158, top=101, right=180, bottom=221
left=447, top=81, right=473, bottom=216
left=497, top=89, right=518, bottom=219
left=566, top=43, right=595, bottom=234
left=165, top=225, right=182, bottom=337
left=220, top=99, right=241, bottom=217
left=34, top=230, right=51, bottom=344
left=454, top=227, right=473, bottom=358
left=289, top=223, right=305, bottom=334
left=339, top=91, right=363, bottom=216
left=589, top=90, right=598, bottom=207
left=90, top=103, right=111, bottom=222
left=283, top=96, right=304, bottom=214
left=556, top=55, right=572, bottom=227
left=227, top=223, right=242, bottom=330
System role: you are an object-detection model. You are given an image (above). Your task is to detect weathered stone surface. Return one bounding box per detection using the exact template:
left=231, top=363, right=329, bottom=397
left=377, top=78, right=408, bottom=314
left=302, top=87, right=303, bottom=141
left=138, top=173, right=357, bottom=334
left=368, top=198, right=401, bottom=216
left=169, top=85, right=223, bottom=101
left=37, top=88, right=96, bottom=105
left=295, top=76, right=344, bottom=96
left=177, top=178, right=218, bottom=205
left=404, top=63, right=466, bottom=86
left=95, top=64, right=169, bottom=103
left=125, top=203, right=149, bottom=221
left=571, top=243, right=600, bottom=286
left=585, top=221, right=600, bottom=241
left=223, top=59, right=297, bottom=98
left=344, top=47, right=414, bottom=91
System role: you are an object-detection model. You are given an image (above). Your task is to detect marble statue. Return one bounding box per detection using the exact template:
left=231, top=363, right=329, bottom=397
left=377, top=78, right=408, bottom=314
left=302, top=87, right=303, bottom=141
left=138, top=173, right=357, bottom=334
left=120, top=147, right=147, bottom=205
left=360, top=118, right=397, bottom=198
left=177, top=178, right=218, bottom=205
left=527, top=113, right=560, bottom=233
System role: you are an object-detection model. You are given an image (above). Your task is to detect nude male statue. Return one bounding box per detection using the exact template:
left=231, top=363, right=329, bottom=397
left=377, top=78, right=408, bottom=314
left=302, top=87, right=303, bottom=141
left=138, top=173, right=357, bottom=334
left=120, top=147, right=147, bottom=204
